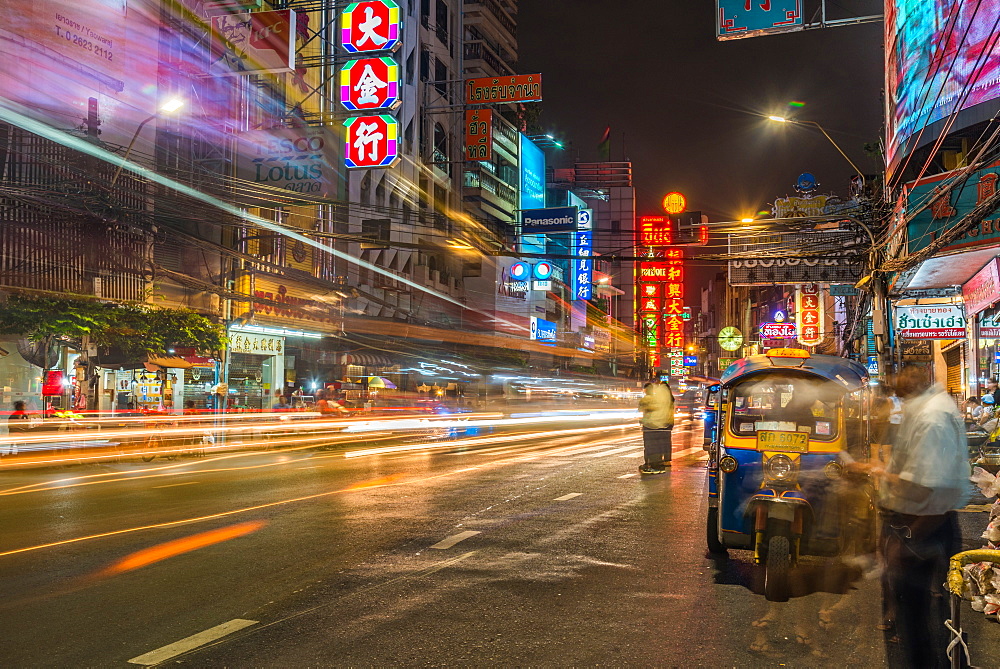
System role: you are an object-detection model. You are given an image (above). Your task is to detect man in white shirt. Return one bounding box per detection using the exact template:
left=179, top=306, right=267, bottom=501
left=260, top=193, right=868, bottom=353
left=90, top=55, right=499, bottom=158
left=864, top=365, right=967, bottom=668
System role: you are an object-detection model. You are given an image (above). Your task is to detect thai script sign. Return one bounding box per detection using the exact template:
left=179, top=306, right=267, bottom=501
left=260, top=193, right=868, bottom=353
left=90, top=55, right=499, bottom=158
left=759, top=322, right=797, bottom=339
left=229, top=332, right=285, bottom=355
left=465, top=109, right=492, bottom=161
left=795, top=284, right=824, bottom=346
left=717, top=0, right=802, bottom=40
left=343, top=114, right=399, bottom=168
left=339, top=57, right=400, bottom=110
left=728, top=232, right=863, bottom=285
left=340, top=0, right=401, bottom=53
left=894, top=304, right=967, bottom=339
left=772, top=194, right=829, bottom=219
left=466, top=74, right=542, bottom=104
left=980, top=310, right=1000, bottom=339
left=907, top=160, right=1000, bottom=255
left=212, top=9, right=297, bottom=75
left=964, top=258, right=1000, bottom=316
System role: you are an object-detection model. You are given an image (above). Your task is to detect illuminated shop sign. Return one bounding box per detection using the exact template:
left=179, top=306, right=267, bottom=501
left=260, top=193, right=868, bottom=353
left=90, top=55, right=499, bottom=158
left=212, top=9, right=298, bottom=75
left=530, top=316, right=557, bottom=342
left=339, top=57, right=400, bottom=110
left=895, top=304, right=967, bottom=339
left=571, top=226, right=593, bottom=301
left=465, top=109, right=492, bottom=161
left=716, top=0, right=802, bottom=40
left=638, top=216, right=672, bottom=247
left=340, top=0, right=401, bottom=53
left=795, top=284, right=824, bottom=346
left=520, top=206, right=578, bottom=233
left=466, top=74, right=542, bottom=104
left=343, top=114, right=399, bottom=168
left=759, top=322, right=797, bottom=339
left=637, top=249, right=685, bottom=350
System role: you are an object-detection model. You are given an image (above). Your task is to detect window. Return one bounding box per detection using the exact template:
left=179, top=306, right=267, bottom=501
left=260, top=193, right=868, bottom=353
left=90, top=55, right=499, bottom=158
left=434, top=58, right=448, bottom=98
left=419, top=49, right=430, bottom=82
left=729, top=375, right=841, bottom=442
left=433, top=123, right=448, bottom=164
left=406, top=49, right=415, bottom=85
left=420, top=0, right=430, bottom=27
left=611, top=220, right=621, bottom=234
left=435, top=0, right=448, bottom=45
left=361, top=219, right=391, bottom=244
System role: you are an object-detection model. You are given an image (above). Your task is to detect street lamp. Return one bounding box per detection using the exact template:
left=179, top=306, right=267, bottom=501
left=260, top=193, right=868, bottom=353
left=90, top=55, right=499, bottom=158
left=767, top=115, right=864, bottom=178
left=109, top=97, right=185, bottom=187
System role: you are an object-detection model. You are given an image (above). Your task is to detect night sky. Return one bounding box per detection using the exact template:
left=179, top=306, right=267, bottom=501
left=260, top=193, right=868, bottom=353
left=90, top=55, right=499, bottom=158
left=518, top=0, right=885, bottom=222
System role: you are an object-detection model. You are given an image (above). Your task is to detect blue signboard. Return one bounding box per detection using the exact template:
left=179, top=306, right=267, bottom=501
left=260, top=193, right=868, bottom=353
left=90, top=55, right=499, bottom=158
left=520, top=206, right=579, bottom=233
left=519, top=134, right=546, bottom=211
left=683, top=356, right=698, bottom=367
left=867, top=356, right=879, bottom=375
left=906, top=160, right=1000, bottom=254
left=717, top=0, right=803, bottom=40
left=530, top=316, right=557, bottom=342
left=571, top=228, right=593, bottom=301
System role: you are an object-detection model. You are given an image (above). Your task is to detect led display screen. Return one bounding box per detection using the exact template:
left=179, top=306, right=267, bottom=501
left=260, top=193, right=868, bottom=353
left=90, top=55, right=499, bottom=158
left=519, top=133, right=546, bottom=211
left=887, top=0, right=1000, bottom=168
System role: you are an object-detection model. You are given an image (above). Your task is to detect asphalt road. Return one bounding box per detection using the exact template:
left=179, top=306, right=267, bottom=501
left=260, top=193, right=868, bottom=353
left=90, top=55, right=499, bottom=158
left=0, top=413, right=995, bottom=667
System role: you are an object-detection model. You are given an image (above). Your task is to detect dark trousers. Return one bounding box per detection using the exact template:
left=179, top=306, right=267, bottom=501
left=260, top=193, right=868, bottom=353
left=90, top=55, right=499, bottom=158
left=642, top=427, right=672, bottom=465
left=880, top=509, right=959, bottom=669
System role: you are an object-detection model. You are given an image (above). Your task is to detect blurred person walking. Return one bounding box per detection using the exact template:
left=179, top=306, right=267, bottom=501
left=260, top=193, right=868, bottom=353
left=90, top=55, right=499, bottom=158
left=862, top=365, right=967, bottom=668
left=638, top=381, right=674, bottom=474
left=5, top=400, right=29, bottom=456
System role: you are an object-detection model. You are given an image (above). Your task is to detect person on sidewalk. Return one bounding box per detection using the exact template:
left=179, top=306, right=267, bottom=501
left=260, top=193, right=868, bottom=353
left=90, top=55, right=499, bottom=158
left=5, top=400, right=30, bottom=456
left=856, top=365, right=967, bottom=668
left=638, top=381, right=674, bottom=474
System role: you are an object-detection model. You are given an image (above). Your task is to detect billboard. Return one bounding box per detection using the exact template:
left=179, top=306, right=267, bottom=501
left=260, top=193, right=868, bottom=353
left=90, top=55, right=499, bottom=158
left=211, top=10, right=298, bottom=75
left=529, top=316, right=557, bottom=342
left=519, top=133, right=546, bottom=210
left=894, top=304, right=967, bottom=339
left=906, top=159, right=1000, bottom=254
left=236, top=126, right=340, bottom=200
left=728, top=232, right=865, bottom=285
left=887, top=0, right=1000, bottom=168
left=520, top=206, right=577, bottom=233
left=717, top=0, right=802, bottom=40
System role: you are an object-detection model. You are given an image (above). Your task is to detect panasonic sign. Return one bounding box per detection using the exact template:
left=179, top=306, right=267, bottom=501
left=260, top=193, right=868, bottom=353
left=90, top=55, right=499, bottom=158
left=520, top=206, right=579, bottom=233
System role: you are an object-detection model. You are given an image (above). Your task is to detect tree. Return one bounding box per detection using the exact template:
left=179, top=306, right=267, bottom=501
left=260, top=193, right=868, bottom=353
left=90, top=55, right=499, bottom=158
left=0, top=294, right=224, bottom=409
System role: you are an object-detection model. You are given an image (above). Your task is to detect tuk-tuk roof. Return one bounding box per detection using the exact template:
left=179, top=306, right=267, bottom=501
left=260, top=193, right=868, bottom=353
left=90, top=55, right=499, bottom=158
left=720, top=353, right=869, bottom=392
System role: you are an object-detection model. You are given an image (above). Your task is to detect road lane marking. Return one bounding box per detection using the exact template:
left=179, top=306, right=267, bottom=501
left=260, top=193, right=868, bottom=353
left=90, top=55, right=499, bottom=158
left=619, top=450, right=644, bottom=458
left=295, top=466, right=319, bottom=469
left=554, top=493, right=582, bottom=501
left=588, top=444, right=643, bottom=457
left=127, top=619, right=258, bottom=665
left=151, top=482, right=199, bottom=489
left=673, top=446, right=705, bottom=458
left=617, top=473, right=638, bottom=479
left=430, top=530, right=481, bottom=549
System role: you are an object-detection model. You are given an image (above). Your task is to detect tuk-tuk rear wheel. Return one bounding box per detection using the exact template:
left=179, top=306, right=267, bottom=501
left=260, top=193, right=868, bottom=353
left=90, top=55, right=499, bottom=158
left=764, top=535, right=791, bottom=602
left=706, top=507, right=726, bottom=554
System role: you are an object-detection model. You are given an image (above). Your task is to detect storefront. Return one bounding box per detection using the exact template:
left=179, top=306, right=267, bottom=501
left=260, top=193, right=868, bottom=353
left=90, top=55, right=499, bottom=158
left=227, top=329, right=285, bottom=410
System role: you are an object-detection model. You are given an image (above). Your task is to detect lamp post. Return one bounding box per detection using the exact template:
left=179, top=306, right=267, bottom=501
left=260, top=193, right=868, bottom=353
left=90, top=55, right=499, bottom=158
left=109, top=97, right=184, bottom=188
left=767, top=115, right=865, bottom=178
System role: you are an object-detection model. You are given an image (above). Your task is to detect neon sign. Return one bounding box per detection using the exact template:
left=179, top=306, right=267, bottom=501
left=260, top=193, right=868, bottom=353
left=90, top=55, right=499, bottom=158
left=340, top=57, right=400, bottom=110
left=343, top=114, right=399, bottom=168
left=340, top=0, right=401, bottom=53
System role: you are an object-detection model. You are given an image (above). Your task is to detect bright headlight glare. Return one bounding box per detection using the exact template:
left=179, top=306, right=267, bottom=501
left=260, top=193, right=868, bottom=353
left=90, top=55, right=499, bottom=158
left=764, top=454, right=795, bottom=481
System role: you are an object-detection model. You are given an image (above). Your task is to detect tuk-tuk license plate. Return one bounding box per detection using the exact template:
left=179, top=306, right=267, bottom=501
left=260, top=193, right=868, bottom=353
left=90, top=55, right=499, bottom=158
left=756, top=430, right=808, bottom=452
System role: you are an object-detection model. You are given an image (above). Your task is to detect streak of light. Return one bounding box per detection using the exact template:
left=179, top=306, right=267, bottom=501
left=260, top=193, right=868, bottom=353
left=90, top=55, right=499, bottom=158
left=344, top=474, right=405, bottom=490
left=101, top=521, right=265, bottom=575
left=0, top=428, right=636, bottom=560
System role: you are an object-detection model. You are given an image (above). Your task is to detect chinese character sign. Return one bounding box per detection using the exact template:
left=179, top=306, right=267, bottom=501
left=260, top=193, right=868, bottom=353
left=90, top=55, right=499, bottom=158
left=795, top=284, right=824, bottom=346
left=344, top=115, right=399, bottom=168
left=636, top=249, right=685, bottom=350
left=340, top=57, right=400, bottom=110
left=341, top=0, right=401, bottom=53
left=571, top=229, right=593, bottom=301
left=465, top=109, right=492, bottom=161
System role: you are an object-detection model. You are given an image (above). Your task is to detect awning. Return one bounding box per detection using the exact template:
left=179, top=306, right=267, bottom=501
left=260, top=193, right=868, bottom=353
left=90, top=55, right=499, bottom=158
left=895, top=247, right=1000, bottom=293
left=339, top=353, right=396, bottom=367
left=144, top=355, right=194, bottom=369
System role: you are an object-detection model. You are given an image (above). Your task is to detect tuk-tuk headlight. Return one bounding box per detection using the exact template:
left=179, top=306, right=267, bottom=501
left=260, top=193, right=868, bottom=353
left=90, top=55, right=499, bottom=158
left=764, top=454, right=796, bottom=482
left=719, top=456, right=738, bottom=473
left=824, top=461, right=843, bottom=479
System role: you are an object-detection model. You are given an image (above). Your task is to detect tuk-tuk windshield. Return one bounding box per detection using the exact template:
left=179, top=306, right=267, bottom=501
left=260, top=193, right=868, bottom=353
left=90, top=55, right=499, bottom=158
left=729, top=375, right=841, bottom=441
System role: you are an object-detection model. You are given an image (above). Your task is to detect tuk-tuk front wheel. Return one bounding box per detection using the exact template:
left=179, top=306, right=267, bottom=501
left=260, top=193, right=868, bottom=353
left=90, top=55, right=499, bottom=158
left=764, top=535, right=791, bottom=602
left=706, top=507, right=726, bottom=554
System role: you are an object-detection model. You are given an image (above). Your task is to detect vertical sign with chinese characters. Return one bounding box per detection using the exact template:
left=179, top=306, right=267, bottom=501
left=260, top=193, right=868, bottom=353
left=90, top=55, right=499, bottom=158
left=571, top=222, right=593, bottom=301
left=465, top=109, right=492, bottom=161
left=636, top=249, right=685, bottom=357
left=796, top=284, right=824, bottom=346
left=340, top=0, right=402, bottom=169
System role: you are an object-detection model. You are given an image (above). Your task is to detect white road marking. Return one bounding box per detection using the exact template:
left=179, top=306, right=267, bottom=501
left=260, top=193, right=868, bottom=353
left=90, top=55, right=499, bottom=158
left=296, top=466, right=319, bottom=469
left=127, top=619, right=258, bottom=665
left=430, top=530, right=481, bottom=549
left=554, top=493, right=582, bottom=501
left=151, top=481, right=199, bottom=489
left=673, top=446, right=705, bottom=459
left=588, top=444, right=644, bottom=457
left=619, top=450, right=644, bottom=458
left=617, top=473, right=638, bottom=479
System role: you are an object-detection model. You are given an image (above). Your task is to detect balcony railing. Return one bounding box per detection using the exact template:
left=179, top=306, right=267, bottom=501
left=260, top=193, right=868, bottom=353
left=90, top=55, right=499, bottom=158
left=464, top=0, right=517, bottom=38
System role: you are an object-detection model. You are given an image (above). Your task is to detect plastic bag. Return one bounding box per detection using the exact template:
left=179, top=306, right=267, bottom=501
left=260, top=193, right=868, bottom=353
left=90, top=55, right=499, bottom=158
left=972, top=466, right=1000, bottom=499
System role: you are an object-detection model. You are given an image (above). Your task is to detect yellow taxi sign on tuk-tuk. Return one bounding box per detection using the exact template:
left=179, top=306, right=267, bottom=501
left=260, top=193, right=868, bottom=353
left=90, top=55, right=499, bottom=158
left=756, top=430, right=809, bottom=452
left=765, top=348, right=810, bottom=359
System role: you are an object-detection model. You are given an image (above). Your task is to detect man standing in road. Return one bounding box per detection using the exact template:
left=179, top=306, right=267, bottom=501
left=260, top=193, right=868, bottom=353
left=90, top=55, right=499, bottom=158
left=638, top=381, right=674, bottom=474
left=862, top=365, right=967, bottom=667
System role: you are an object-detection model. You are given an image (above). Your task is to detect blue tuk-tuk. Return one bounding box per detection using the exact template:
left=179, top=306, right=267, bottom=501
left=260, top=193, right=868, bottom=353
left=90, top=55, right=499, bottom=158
left=706, top=348, right=874, bottom=600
